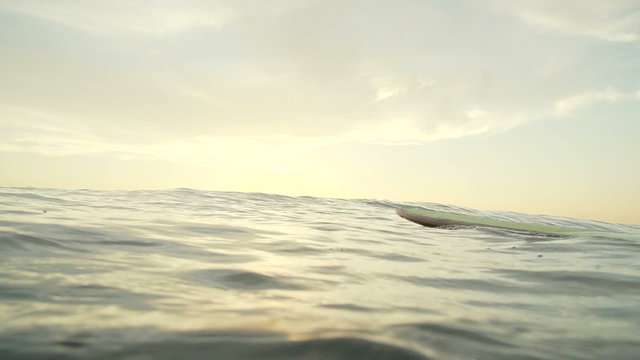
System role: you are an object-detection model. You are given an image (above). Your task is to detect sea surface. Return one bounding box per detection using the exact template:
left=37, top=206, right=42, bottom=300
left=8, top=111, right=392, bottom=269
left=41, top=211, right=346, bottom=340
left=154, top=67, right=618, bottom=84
left=1, top=187, right=639, bottom=360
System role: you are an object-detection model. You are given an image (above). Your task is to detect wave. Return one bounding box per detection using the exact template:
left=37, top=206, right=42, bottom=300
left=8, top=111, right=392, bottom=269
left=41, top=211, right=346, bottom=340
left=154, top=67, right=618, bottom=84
left=1, top=187, right=639, bottom=360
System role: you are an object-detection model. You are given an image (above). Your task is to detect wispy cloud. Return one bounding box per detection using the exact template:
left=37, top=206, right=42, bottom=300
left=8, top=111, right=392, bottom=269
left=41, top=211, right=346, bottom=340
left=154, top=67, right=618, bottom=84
left=0, top=0, right=233, bottom=36
left=502, top=0, right=640, bottom=42
left=554, top=88, right=640, bottom=116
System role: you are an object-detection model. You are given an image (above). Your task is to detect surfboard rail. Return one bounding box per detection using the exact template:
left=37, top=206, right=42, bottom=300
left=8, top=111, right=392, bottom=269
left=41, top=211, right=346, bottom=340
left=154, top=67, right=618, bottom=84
left=396, top=207, right=584, bottom=236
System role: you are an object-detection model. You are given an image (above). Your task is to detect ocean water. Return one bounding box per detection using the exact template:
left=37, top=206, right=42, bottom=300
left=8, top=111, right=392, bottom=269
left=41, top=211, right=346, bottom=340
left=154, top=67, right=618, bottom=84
left=1, top=187, right=639, bottom=360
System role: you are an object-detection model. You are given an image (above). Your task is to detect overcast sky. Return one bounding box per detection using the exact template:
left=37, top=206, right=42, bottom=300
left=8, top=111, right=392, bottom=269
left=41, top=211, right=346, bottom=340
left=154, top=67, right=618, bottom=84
left=1, top=0, right=639, bottom=223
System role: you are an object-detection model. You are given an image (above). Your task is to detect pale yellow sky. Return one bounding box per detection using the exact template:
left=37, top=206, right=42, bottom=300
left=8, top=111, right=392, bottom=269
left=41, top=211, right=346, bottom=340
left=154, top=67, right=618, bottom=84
left=1, top=0, right=639, bottom=224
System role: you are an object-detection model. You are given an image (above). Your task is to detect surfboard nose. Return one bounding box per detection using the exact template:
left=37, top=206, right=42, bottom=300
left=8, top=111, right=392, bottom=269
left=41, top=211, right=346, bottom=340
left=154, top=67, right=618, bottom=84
left=397, top=207, right=584, bottom=236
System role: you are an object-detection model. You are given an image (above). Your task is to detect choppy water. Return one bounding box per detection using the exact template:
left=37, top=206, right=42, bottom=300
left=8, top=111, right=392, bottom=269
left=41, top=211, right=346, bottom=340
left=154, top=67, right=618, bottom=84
left=1, top=187, right=639, bottom=360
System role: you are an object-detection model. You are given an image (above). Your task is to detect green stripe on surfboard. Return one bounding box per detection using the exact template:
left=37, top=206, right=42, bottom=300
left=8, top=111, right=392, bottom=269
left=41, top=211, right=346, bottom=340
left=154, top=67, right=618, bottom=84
left=397, top=207, right=584, bottom=235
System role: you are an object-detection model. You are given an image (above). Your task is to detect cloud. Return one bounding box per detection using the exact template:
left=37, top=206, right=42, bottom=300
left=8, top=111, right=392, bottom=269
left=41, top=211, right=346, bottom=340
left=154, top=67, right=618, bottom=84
left=0, top=99, right=528, bottom=168
left=0, top=0, right=234, bottom=36
left=370, top=75, right=408, bottom=101
left=554, top=88, right=640, bottom=116
left=0, top=0, right=636, bottom=157
left=502, top=0, right=640, bottom=42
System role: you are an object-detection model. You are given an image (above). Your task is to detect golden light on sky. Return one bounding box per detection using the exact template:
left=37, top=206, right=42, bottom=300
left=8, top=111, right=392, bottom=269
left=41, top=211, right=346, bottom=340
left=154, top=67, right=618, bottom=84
left=1, top=0, right=639, bottom=224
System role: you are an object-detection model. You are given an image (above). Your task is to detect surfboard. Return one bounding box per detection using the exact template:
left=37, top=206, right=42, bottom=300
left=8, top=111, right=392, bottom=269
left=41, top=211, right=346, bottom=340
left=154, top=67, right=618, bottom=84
left=396, top=207, right=584, bottom=236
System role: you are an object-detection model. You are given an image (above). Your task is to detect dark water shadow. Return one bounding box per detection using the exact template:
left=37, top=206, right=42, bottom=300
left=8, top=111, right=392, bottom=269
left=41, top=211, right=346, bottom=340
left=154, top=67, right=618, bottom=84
left=183, top=268, right=310, bottom=291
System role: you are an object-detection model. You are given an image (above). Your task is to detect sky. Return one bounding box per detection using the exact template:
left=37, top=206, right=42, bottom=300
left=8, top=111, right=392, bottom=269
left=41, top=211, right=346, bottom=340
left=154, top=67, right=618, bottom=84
left=0, top=0, right=639, bottom=224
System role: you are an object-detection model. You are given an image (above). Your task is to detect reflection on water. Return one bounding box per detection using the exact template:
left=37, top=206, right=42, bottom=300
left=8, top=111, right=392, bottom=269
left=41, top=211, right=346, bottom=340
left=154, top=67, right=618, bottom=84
left=0, top=187, right=639, bottom=359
